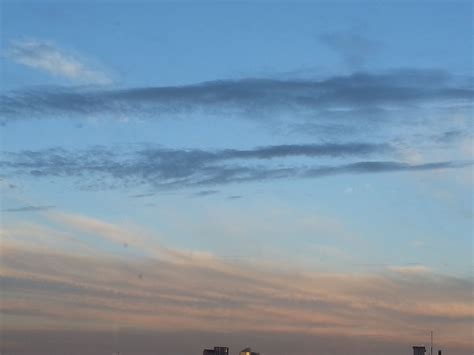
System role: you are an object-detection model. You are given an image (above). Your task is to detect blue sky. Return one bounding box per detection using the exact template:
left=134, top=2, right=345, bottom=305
left=0, top=1, right=473, bottom=354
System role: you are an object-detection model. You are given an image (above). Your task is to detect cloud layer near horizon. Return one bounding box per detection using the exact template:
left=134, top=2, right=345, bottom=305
left=1, top=212, right=473, bottom=355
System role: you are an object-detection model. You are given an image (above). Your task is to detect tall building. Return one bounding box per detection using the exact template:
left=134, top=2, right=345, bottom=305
left=203, top=346, right=229, bottom=355
left=239, top=347, right=260, bottom=355
left=413, top=346, right=427, bottom=355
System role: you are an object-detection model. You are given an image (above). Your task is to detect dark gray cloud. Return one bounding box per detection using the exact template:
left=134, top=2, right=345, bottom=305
left=1, top=69, right=472, bottom=121
left=2, top=205, right=55, bottom=212
left=129, top=192, right=155, bottom=198
left=304, top=161, right=471, bottom=177
left=222, top=142, right=390, bottom=159
left=0, top=144, right=470, bottom=190
left=1, top=141, right=389, bottom=169
left=432, top=130, right=467, bottom=144
left=192, top=190, right=219, bottom=197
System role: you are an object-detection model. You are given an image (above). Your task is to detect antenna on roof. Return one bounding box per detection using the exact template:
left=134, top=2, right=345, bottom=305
left=430, top=330, right=433, bottom=355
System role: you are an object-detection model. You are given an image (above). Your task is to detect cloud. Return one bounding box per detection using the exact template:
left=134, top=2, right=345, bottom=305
left=2, top=205, right=55, bottom=212
left=319, top=32, right=382, bottom=68
left=305, top=160, right=472, bottom=176
left=45, top=211, right=175, bottom=260
left=192, top=190, right=219, bottom=197
left=1, top=144, right=470, bottom=190
left=0, top=178, right=18, bottom=189
left=221, top=142, right=390, bottom=159
left=1, top=237, right=472, bottom=354
left=432, top=130, right=467, bottom=144
left=5, top=39, right=112, bottom=85
left=1, top=69, right=471, bottom=121
left=129, top=192, right=155, bottom=198
left=388, top=264, right=433, bottom=275
left=1, top=210, right=472, bottom=353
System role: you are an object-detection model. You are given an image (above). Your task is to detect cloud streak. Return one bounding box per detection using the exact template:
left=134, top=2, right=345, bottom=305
left=2, top=205, right=55, bottom=213
left=1, top=144, right=470, bottom=190
left=1, top=69, right=471, bottom=121
left=5, top=39, right=112, bottom=85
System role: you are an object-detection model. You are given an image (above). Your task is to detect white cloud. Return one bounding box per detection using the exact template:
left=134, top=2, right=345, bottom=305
left=6, top=39, right=112, bottom=85
left=388, top=264, right=432, bottom=275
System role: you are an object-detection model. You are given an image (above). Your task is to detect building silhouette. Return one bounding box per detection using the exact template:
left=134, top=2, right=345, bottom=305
left=413, top=346, right=427, bottom=355
left=203, top=346, right=229, bottom=355
left=239, top=347, right=260, bottom=355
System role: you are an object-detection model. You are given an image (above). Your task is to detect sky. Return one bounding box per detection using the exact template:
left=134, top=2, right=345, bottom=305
left=0, top=1, right=473, bottom=354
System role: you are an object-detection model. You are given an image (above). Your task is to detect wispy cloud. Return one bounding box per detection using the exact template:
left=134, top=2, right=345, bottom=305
left=432, top=130, right=467, bottom=144
left=192, top=190, right=219, bottom=197
left=388, top=264, right=432, bottom=275
left=1, top=144, right=469, bottom=190
left=319, top=31, right=381, bottom=69
left=2, top=205, right=55, bottom=213
left=5, top=39, right=112, bottom=85
left=1, top=69, right=471, bottom=121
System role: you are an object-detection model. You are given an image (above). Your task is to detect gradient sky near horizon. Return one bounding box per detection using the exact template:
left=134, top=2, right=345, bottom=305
left=0, top=1, right=473, bottom=355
